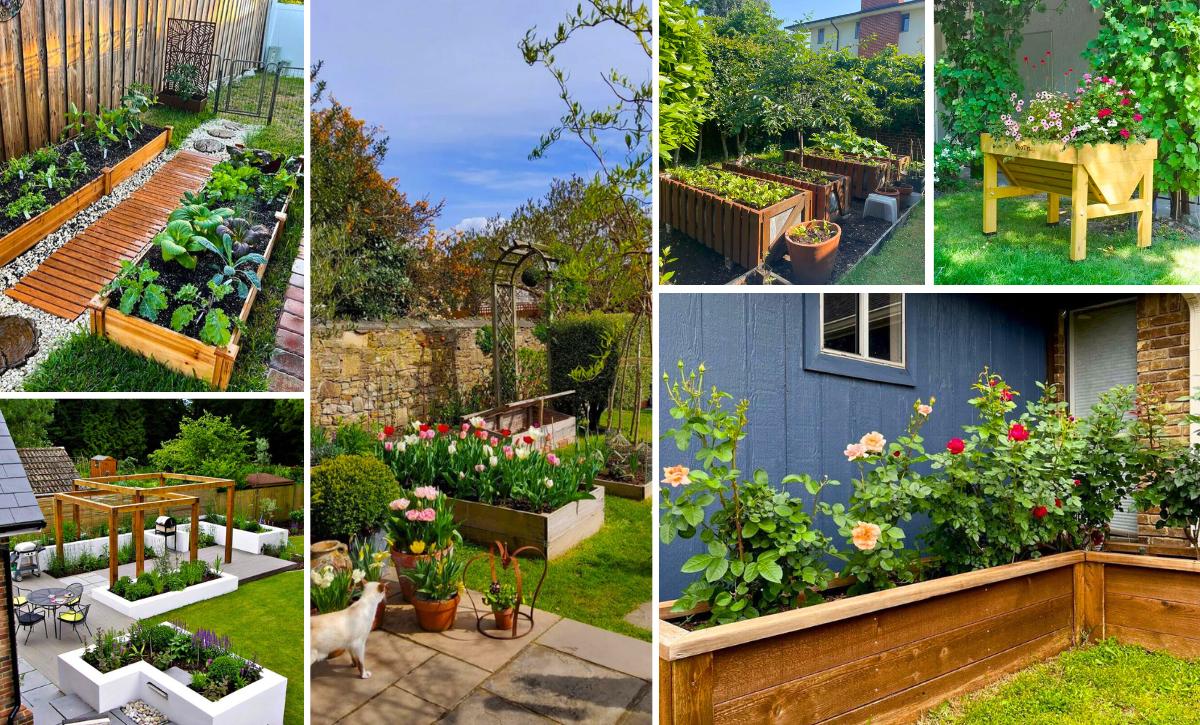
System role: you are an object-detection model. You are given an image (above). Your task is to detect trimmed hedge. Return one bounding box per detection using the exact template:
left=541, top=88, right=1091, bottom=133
left=546, top=313, right=628, bottom=430
left=311, top=454, right=399, bottom=541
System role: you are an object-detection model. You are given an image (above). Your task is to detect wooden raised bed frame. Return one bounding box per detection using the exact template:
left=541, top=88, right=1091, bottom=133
left=784, top=149, right=904, bottom=201
left=0, top=127, right=172, bottom=267
left=86, top=183, right=296, bottom=390
left=720, top=162, right=849, bottom=222
left=449, top=485, right=605, bottom=559
left=660, top=551, right=1200, bottom=724
left=660, top=174, right=810, bottom=271
left=981, top=133, right=1158, bottom=261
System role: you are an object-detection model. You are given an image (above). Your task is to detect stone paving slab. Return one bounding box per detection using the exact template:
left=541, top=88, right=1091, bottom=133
left=336, top=685, right=444, bottom=725
left=623, top=601, right=653, bottom=631
left=394, top=653, right=489, bottom=710
left=311, top=630, right=438, bottom=724
left=438, top=690, right=555, bottom=724
left=481, top=644, right=647, bottom=725
left=536, top=618, right=651, bottom=680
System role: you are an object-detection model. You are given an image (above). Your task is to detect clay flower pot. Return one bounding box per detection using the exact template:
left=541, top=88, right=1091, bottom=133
left=311, top=540, right=352, bottom=575
left=875, top=187, right=901, bottom=198
left=390, top=545, right=453, bottom=603
left=412, top=593, right=460, bottom=632
left=785, top=221, right=842, bottom=285
left=493, top=607, right=516, bottom=631
left=895, top=183, right=913, bottom=198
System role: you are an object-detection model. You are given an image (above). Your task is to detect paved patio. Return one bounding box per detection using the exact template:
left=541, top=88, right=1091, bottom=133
left=312, top=578, right=651, bottom=724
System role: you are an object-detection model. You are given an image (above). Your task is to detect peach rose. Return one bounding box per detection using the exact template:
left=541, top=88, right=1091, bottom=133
left=844, top=443, right=867, bottom=461
left=917, top=404, right=932, bottom=416
left=860, top=431, right=886, bottom=453
left=661, top=465, right=691, bottom=487
left=851, top=522, right=882, bottom=551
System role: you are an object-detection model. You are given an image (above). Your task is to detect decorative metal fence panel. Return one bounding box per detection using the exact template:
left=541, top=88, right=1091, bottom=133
left=213, top=58, right=303, bottom=125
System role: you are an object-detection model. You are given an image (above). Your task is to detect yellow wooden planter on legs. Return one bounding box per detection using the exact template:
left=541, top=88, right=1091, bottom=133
left=980, top=133, right=1157, bottom=261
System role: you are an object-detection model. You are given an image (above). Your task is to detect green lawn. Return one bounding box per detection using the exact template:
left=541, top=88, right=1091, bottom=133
left=457, top=495, right=652, bottom=641
left=922, top=640, right=1200, bottom=724
left=839, top=198, right=925, bottom=285
left=935, top=190, right=1200, bottom=284
left=146, top=571, right=304, bottom=725
left=600, top=408, right=653, bottom=443
left=143, top=106, right=215, bottom=149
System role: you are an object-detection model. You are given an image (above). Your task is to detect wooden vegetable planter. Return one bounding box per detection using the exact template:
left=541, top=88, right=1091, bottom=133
left=660, top=174, right=810, bottom=271
left=981, top=133, right=1158, bottom=262
left=783, top=150, right=897, bottom=201
left=449, top=485, right=605, bottom=559
left=0, top=127, right=172, bottom=266
left=659, top=551, right=1200, bottom=724
left=86, top=186, right=295, bottom=390
left=596, top=475, right=652, bottom=501
left=720, top=162, right=849, bottom=222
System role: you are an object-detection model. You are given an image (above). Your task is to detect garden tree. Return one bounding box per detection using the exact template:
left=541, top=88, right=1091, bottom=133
left=1087, top=0, right=1200, bottom=220
left=836, top=47, right=924, bottom=136
left=520, top=1, right=652, bottom=442
left=188, top=399, right=304, bottom=467
left=934, top=0, right=1056, bottom=144
left=310, top=64, right=443, bottom=320
left=149, top=413, right=252, bottom=482
left=405, top=225, right=496, bottom=319
left=693, top=0, right=743, bottom=16
left=80, top=400, right=147, bottom=461
left=659, top=0, right=712, bottom=162
left=48, top=400, right=184, bottom=461
left=0, top=400, right=54, bottom=447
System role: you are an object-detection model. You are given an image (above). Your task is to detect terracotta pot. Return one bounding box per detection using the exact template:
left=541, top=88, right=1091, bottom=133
left=875, top=188, right=901, bottom=198
left=785, top=222, right=842, bottom=285
left=390, top=545, right=453, bottom=603
left=494, top=607, right=516, bottom=631
left=311, top=541, right=352, bottom=575
left=412, top=593, right=460, bottom=632
left=895, top=184, right=913, bottom=198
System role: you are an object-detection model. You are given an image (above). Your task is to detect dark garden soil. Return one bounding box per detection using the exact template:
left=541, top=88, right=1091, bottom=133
left=661, top=194, right=920, bottom=285
left=0, top=126, right=164, bottom=236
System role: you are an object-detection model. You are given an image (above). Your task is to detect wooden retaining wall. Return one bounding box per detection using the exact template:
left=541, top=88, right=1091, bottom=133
left=659, top=552, right=1200, bottom=724
left=0, top=0, right=272, bottom=162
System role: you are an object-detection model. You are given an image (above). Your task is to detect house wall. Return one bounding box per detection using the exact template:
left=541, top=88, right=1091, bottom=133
left=0, top=544, right=34, bottom=725
left=806, top=2, right=925, bottom=57
left=658, top=293, right=1054, bottom=598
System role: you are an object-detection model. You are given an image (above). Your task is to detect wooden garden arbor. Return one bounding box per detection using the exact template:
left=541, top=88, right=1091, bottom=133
left=52, top=473, right=235, bottom=587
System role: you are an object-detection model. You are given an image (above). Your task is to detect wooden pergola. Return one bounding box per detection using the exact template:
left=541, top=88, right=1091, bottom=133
left=53, top=473, right=235, bottom=587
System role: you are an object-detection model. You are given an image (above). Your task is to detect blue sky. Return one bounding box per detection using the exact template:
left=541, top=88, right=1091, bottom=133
left=771, top=0, right=864, bottom=26
left=312, top=1, right=648, bottom=231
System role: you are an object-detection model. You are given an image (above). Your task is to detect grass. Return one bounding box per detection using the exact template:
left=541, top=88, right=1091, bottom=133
left=457, top=495, right=651, bottom=641
left=839, top=198, right=925, bottom=285
left=935, top=189, right=1200, bottom=284
left=22, top=331, right=211, bottom=391
left=922, top=639, right=1200, bottom=724
left=145, top=571, right=304, bottom=725
left=600, top=408, right=653, bottom=443
left=142, top=106, right=215, bottom=149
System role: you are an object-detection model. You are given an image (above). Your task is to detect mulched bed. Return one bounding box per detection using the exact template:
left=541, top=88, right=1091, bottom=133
left=0, top=126, right=163, bottom=237
left=662, top=194, right=919, bottom=285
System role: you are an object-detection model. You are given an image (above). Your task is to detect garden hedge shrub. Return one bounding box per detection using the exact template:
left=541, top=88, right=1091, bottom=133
left=546, top=312, right=628, bottom=430
left=311, top=454, right=399, bottom=541
left=149, top=414, right=252, bottom=482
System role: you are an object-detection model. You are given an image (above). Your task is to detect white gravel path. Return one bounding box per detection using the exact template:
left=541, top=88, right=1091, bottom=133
left=0, top=118, right=259, bottom=391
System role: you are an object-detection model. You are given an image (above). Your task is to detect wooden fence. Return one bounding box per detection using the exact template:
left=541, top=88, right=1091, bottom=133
left=0, top=0, right=273, bottom=161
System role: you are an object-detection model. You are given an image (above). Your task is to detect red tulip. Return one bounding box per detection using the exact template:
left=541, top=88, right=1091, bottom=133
left=383, top=425, right=395, bottom=437
left=523, top=435, right=535, bottom=445
left=419, top=424, right=430, bottom=433
left=437, top=424, right=450, bottom=434
left=501, top=428, right=511, bottom=437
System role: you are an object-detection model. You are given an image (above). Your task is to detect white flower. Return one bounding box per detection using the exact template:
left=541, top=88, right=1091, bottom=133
left=484, top=445, right=494, bottom=457
left=516, top=447, right=531, bottom=460
left=489, top=456, right=498, bottom=467
left=410, top=420, right=423, bottom=431
left=1107, top=119, right=1117, bottom=128
left=351, top=569, right=365, bottom=584
left=459, top=471, right=466, bottom=479
left=404, top=434, right=419, bottom=446
left=398, top=441, right=407, bottom=453
left=544, top=478, right=554, bottom=489
left=448, top=443, right=457, bottom=455
left=469, top=416, right=486, bottom=428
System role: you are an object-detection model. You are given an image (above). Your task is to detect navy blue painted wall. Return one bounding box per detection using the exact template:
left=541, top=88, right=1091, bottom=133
left=658, top=293, right=1054, bottom=599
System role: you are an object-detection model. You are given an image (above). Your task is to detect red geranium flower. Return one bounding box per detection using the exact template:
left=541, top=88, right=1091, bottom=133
left=1120, top=97, right=1131, bottom=106
left=437, top=424, right=450, bottom=434
left=1008, top=423, right=1029, bottom=442
left=383, top=425, right=395, bottom=437
left=1119, top=128, right=1130, bottom=139
left=1032, top=505, right=1049, bottom=519
left=1023, top=55, right=1029, bottom=62
left=1073, top=479, right=1081, bottom=486
left=1133, top=113, right=1143, bottom=122
left=1097, top=108, right=1113, bottom=119
left=946, top=438, right=965, bottom=455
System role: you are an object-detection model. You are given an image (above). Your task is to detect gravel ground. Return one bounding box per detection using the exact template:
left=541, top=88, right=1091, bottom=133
left=0, top=118, right=258, bottom=391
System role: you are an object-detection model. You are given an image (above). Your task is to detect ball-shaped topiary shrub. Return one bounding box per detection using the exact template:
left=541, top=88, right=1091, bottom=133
left=311, top=454, right=400, bottom=541
left=206, top=655, right=244, bottom=684
left=147, top=624, right=176, bottom=652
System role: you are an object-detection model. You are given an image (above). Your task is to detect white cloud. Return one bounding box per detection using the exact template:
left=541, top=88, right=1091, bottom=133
left=454, top=217, right=508, bottom=234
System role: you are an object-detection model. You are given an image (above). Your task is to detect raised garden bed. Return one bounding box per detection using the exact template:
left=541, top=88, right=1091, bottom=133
left=91, top=570, right=238, bottom=619
left=658, top=551, right=1200, bottom=724
left=58, top=622, right=286, bottom=725
left=174, top=519, right=288, bottom=555
left=596, top=475, right=652, bottom=501
left=784, top=149, right=897, bottom=201
left=0, top=126, right=171, bottom=266
left=721, top=159, right=849, bottom=222
left=981, top=133, right=1158, bottom=261
left=86, top=152, right=301, bottom=389
left=450, top=485, right=605, bottom=559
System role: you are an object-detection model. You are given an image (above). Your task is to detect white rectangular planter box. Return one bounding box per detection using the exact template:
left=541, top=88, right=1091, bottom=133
left=57, top=625, right=286, bottom=725
left=90, top=571, right=238, bottom=619
left=36, top=532, right=137, bottom=570
left=174, top=521, right=288, bottom=555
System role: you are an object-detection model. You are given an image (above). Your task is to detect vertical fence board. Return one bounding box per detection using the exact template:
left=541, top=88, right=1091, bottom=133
left=122, top=0, right=134, bottom=92
left=83, top=0, right=98, bottom=116
left=43, top=0, right=67, bottom=142
left=20, top=0, right=49, bottom=149
left=98, top=0, right=111, bottom=111
left=65, top=0, right=83, bottom=118
left=0, top=14, right=27, bottom=159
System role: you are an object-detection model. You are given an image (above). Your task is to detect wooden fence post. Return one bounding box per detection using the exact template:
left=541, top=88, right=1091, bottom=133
left=133, top=492, right=144, bottom=577
left=108, top=509, right=118, bottom=587
left=54, top=497, right=64, bottom=561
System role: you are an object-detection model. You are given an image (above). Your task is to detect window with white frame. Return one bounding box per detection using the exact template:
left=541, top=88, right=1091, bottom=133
left=821, top=293, right=904, bottom=366
left=817, top=28, right=825, bottom=44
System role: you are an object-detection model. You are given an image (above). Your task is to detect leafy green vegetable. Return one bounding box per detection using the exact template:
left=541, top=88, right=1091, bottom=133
left=665, top=165, right=798, bottom=209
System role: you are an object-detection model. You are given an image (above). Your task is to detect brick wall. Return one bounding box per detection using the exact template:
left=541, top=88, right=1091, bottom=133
left=0, top=543, right=34, bottom=725
left=858, top=11, right=900, bottom=57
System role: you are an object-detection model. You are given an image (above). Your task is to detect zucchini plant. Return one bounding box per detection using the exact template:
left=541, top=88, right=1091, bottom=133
left=102, top=260, right=169, bottom=323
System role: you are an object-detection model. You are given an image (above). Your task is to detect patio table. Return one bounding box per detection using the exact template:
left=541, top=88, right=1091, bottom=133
left=28, top=587, right=73, bottom=638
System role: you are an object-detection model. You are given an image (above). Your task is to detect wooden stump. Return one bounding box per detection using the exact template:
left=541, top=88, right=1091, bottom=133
left=0, top=317, right=38, bottom=372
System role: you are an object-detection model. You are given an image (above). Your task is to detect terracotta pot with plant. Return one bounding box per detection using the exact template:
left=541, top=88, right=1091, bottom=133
left=311, top=540, right=352, bottom=575
left=483, top=581, right=520, bottom=631
left=784, top=220, right=842, bottom=284
left=383, top=483, right=461, bottom=602
left=350, top=535, right=390, bottom=629
left=410, top=550, right=466, bottom=632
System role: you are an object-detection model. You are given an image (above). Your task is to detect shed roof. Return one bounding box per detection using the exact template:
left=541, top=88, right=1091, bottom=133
left=18, top=447, right=77, bottom=496
left=245, top=472, right=294, bottom=488
left=0, top=414, right=47, bottom=536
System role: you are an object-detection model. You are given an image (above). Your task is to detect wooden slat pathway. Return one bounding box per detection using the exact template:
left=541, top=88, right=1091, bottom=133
left=5, top=151, right=217, bottom=320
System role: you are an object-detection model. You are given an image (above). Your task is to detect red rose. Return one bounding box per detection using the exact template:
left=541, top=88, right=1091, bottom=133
left=1032, top=505, right=1048, bottom=519
left=892, top=451, right=901, bottom=458
left=1055, top=499, right=1063, bottom=508
left=946, top=438, right=965, bottom=455
left=419, top=424, right=430, bottom=433
left=1073, top=479, right=1081, bottom=486
left=1000, top=389, right=1013, bottom=401
left=437, top=424, right=450, bottom=434
left=523, top=435, right=535, bottom=445
left=989, top=379, right=998, bottom=387
left=384, top=425, right=395, bottom=437
left=1008, top=424, right=1029, bottom=442
left=501, top=428, right=511, bottom=437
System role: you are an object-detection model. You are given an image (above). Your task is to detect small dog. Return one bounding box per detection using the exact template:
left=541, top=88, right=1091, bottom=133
left=310, top=581, right=388, bottom=678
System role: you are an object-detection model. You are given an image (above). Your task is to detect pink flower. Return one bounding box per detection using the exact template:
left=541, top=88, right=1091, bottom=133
left=661, top=466, right=690, bottom=487
left=947, top=438, right=965, bottom=455
left=1133, top=113, right=1143, bottom=122
left=377, top=431, right=387, bottom=442
left=474, top=463, right=485, bottom=473
left=917, top=404, right=933, bottom=416
left=851, top=522, right=882, bottom=551
left=490, top=436, right=499, bottom=447
left=413, top=486, right=439, bottom=500
left=419, top=508, right=437, bottom=522
left=459, top=431, right=467, bottom=439
left=503, top=445, right=514, bottom=459
left=1097, top=108, right=1113, bottom=119
left=404, top=510, right=420, bottom=521
left=461, top=422, right=470, bottom=431
left=547, top=453, right=560, bottom=466
left=1001, top=389, right=1013, bottom=402
left=860, top=431, right=886, bottom=453
left=1120, top=97, right=1131, bottom=106
left=384, top=441, right=394, bottom=452
left=389, top=498, right=410, bottom=511
left=1008, top=423, right=1030, bottom=442
left=1119, top=128, right=1130, bottom=139
left=844, top=443, right=867, bottom=461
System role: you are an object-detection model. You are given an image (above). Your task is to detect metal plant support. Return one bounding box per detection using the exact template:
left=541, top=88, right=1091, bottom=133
left=490, top=241, right=557, bottom=405
left=464, top=542, right=548, bottom=640
left=162, top=18, right=217, bottom=95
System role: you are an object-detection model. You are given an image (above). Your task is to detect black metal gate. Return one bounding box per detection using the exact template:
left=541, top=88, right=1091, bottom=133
left=212, top=58, right=303, bottom=125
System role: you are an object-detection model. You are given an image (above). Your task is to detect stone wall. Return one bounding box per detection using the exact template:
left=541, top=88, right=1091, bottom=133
left=312, top=318, right=541, bottom=429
